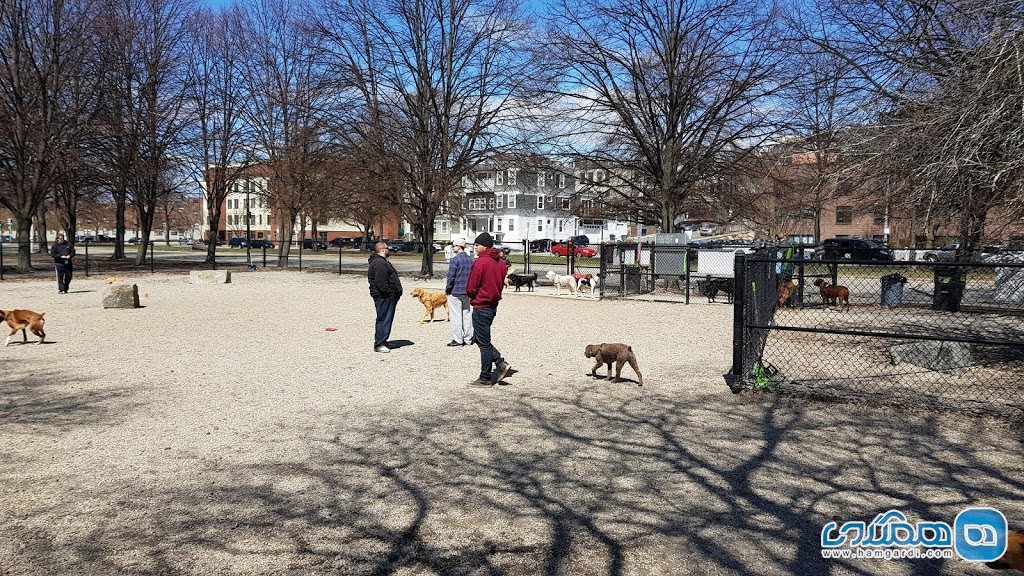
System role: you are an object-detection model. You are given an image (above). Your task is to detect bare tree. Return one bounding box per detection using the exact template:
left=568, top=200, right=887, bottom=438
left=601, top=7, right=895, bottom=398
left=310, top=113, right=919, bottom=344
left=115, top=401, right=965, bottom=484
left=544, top=0, right=785, bottom=232
left=315, top=0, right=542, bottom=276
left=185, top=5, right=253, bottom=265
left=238, top=0, right=326, bottom=265
left=0, top=0, right=100, bottom=271
left=799, top=0, right=1024, bottom=252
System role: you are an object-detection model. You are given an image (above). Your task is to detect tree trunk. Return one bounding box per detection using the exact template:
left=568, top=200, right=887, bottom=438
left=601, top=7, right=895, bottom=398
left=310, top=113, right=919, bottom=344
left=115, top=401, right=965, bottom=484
left=113, top=189, right=127, bottom=259
left=134, top=204, right=156, bottom=266
left=277, top=209, right=296, bottom=266
left=15, top=217, right=33, bottom=272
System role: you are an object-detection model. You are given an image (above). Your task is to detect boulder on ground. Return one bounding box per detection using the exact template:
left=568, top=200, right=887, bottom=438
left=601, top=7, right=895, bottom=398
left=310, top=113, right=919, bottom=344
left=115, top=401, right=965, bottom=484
left=189, top=270, right=231, bottom=284
left=102, top=284, right=140, bottom=309
left=888, top=340, right=972, bottom=371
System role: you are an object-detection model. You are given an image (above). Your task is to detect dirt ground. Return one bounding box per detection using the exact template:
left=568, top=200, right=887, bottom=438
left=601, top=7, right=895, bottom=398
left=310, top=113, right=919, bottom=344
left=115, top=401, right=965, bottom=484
left=0, top=270, right=1021, bottom=575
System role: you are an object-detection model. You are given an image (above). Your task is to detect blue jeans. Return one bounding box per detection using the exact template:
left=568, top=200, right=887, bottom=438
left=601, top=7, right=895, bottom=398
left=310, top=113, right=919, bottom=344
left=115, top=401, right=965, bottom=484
left=373, top=296, right=398, bottom=349
left=472, top=307, right=504, bottom=380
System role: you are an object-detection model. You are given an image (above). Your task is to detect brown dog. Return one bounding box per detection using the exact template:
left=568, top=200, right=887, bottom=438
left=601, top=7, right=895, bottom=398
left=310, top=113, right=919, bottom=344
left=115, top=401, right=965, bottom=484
left=777, top=279, right=797, bottom=308
left=410, top=288, right=449, bottom=324
left=986, top=531, right=1024, bottom=571
left=584, top=343, right=643, bottom=386
left=813, top=278, right=850, bottom=311
left=1, top=309, right=46, bottom=346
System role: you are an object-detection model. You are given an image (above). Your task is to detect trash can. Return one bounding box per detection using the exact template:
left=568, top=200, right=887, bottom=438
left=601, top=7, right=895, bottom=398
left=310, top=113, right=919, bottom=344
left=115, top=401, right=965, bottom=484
left=932, top=266, right=966, bottom=312
left=625, top=266, right=643, bottom=294
left=880, top=273, right=907, bottom=307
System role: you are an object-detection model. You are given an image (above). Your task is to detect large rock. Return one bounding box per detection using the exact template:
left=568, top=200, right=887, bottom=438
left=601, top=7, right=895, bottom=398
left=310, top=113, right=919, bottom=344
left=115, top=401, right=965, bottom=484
left=102, top=284, right=140, bottom=309
left=994, top=268, right=1024, bottom=302
left=888, top=340, right=972, bottom=371
left=189, top=270, right=231, bottom=284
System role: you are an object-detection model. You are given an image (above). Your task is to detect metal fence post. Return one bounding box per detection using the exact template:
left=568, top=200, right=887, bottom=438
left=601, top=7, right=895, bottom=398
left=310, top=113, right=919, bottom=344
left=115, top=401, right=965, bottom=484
left=338, top=244, right=342, bottom=275
left=685, top=247, right=691, bottom=304
left=599, top=244, right=606, bottom=299
left=150, top=242, right=154, bottom=274
left=298, top=240, right=303, bottom=271
left=725, top=252, right=746, bottom=393
left=263, top=244, right=267, bottom=268
left=85, top=242, right=89, bottom=277
left=0, top=237, right=4, bottom=280
left=797, top=245, right=805, bottom=308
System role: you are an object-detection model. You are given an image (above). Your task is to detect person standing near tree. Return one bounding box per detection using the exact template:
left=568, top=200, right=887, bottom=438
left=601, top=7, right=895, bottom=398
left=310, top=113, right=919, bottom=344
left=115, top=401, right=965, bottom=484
left=465, top=232, right=512, bottom=387
left=444, top=238, right=474, bottom=347
left=368, top=241, right=402, bottom=353
left=50, top=234, right=75, bottom=294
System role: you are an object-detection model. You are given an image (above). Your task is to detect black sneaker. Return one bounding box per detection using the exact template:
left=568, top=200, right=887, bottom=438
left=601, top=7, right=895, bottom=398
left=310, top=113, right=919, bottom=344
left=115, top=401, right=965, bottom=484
left=447, top=340, right=463, bottom=347
left=467, top=378, right=493, bottom=388
left=494, top=361, right=512, bottom=383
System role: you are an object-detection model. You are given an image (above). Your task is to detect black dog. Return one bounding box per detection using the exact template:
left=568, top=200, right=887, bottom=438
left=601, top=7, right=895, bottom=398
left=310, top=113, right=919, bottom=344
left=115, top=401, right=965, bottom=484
left=507, top=273, right=537, bottom=292
left=703, top=277, right=734, bottom=304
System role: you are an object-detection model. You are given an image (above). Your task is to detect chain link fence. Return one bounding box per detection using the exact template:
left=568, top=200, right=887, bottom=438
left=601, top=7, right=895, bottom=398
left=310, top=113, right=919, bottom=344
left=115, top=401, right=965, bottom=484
left=726, top=250, right=1024, bottom=421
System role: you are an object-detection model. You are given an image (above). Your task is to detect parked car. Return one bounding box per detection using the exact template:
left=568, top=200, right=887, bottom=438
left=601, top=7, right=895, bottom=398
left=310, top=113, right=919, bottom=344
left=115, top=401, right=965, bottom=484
left=302, top=238, right=327, bottom=250
left=228, top=237, right=248, bottom=248
left=550, top=242, right=598, bottom=257
left=529, top=238, right=554, bottom=253
left=127, top=236, right=155, bottom=246
left=177, top=237, right=194, bottom=246
left=567, top=234, right=591, bottom=246
left=920, top=242, right=1004, bottom=262
left=385, top=240, right=411, bottom=252
left=491, top=242, right=513, bottom=256
left=250, top=239, right=275, bottom=249
left=818, top=238, right=893, bottom=261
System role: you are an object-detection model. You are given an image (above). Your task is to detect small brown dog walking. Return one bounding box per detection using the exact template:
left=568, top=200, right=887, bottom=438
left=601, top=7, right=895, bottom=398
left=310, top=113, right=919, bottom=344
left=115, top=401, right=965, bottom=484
left=986, top=531, right=1024, bottom=571
left=584, top=343, right=643, bottom=386
left=409, top=288, right=449, bottom=324
left=1, top=309, right=46, bottom=346
left=813, top=278, right=850, bottom=311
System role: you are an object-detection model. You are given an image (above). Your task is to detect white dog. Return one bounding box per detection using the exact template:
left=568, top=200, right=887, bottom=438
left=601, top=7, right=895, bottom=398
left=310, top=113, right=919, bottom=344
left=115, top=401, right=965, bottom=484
left=545, top=270, right=577, bottom=295
left=574, top=273, right=600, bottom=298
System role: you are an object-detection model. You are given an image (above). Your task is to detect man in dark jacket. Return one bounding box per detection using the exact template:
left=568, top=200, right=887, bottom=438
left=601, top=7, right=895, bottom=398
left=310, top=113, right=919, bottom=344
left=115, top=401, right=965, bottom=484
left=50, top=234, right=75, bottom=294
left=367, top=241, right=402, bottom=353
left=465, top=232, right=512, bottom=387
left=444, top=238, right=474, bottom=347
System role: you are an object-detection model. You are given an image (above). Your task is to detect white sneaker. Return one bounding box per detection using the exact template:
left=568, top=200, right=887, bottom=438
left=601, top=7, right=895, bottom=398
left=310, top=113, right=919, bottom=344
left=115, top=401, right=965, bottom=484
left=374, top=346, right=390, bottom=353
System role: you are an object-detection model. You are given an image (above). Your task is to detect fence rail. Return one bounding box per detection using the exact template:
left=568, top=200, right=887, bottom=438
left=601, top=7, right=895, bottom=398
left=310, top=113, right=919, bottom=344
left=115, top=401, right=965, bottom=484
left=726, top=251, right=1024, bottom=421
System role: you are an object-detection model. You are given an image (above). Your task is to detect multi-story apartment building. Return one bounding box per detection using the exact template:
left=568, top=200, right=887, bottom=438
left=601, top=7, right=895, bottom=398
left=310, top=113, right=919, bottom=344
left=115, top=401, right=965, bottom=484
left=200, top=165, right=399, bottom=244
left=448, top=160, right=632, bottom=245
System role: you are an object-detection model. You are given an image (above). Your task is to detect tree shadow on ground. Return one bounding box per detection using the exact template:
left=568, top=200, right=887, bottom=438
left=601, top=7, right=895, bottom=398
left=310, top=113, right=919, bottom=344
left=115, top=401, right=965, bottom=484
left=4, top=391, right=1023, bottom=575
left=0, top=366, right=134, bottom=431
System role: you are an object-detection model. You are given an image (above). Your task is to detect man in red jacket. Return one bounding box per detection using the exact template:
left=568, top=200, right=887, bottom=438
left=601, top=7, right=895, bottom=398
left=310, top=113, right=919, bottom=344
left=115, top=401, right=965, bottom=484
left=465, top=232, right=513, bottom=387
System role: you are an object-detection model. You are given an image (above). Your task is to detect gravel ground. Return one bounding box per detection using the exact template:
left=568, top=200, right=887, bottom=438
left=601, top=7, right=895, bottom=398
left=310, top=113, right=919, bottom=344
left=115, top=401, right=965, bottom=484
left=0, top=269, right=1021, bottom=575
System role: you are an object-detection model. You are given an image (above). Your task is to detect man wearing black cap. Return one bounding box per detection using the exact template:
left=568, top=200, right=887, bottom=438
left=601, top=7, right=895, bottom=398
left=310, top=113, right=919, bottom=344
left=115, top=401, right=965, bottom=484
left=464, top=232, right=512, bottom=387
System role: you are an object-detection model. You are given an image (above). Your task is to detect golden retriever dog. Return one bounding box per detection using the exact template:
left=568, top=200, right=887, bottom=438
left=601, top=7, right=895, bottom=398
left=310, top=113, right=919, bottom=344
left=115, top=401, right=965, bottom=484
left=986, top=530, right=1024, bottom=571
left=0, top=309, right=46, bottom=346
left=584, top=343, right=643, bottom=386
left=410, top=288, right=449, bottom=324
left=777, top=279, right=797, bottom=308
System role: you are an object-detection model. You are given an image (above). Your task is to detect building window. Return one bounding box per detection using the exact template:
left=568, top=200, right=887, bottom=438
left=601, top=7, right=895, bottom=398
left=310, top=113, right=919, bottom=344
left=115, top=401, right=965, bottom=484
left=507, top=194, right=516, bottom=208
left=836, top=206, right=853, bottom=224
left=496, top=194, right=503, bottom=209
left=507, top=169, right=517, bottom=185
left=488, top=197, right=495, bottom=210
left=558, top=174, right=566, bottom=189
left=496, top=171, right=503, bottom=186
left=537, top=195, right=544, bottom=210
left=873, top=210, right=885, bottom=225
left=537, top=173, right=545, bottom=187
left=442, top=221, right=448, bottom=233
left=497, top=218, right=503, bottom=232
left=537, top=220, right=543, bottom=232
left=469, top=198, right=487, bottom=211
left=561, top=198, right=570, bottom=210
left=508, top=218, right=515, bottom=232
left=558, top=219, right=564, bottom=232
